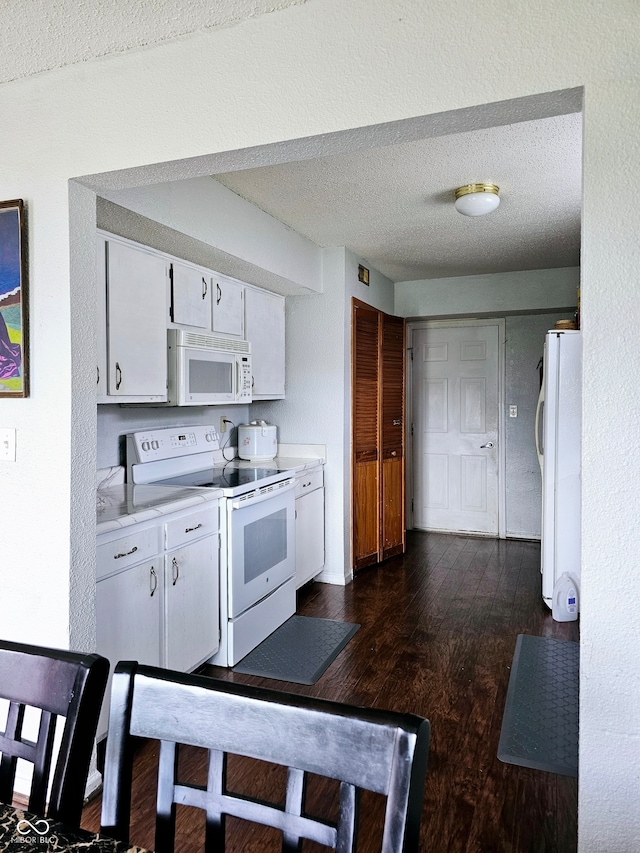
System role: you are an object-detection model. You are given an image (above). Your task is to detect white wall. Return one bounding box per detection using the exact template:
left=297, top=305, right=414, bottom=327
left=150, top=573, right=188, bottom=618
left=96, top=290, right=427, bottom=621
left=580, top=79, right=640, bottom=849
left=396, top=267, right=579, bottom=317
left=0, top=1, right=639, bottom=848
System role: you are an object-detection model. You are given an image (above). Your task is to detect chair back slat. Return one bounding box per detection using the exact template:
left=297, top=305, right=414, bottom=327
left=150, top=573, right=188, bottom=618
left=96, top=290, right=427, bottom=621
left=0, top=639, right=109, bottom=827
left=101, top=661, right=430, bottom=852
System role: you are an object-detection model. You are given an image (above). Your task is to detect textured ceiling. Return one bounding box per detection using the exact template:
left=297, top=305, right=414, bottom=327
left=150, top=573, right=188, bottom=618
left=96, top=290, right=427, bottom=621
left=0, top=0, right=304, bottom=84
left=213, top=111, right=582, bottom=282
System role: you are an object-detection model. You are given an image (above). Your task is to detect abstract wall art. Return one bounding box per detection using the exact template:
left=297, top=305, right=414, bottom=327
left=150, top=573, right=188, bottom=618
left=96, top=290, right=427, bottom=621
left=0, top=199, right=28, bottom=398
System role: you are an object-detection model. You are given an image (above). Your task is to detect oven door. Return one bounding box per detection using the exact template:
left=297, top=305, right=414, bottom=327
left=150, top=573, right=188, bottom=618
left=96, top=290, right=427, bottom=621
left=227, top=479, right=295, bottom=618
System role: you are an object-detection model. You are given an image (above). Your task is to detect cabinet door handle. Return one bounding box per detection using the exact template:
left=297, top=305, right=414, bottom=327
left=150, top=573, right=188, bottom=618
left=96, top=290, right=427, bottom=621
left=302, top=480, right=312, bottom=488
left=391, top=450, right=397, bottom=457
left=114, top=545, right=138, bottom=560
left=202, top=277, right=208, bottom=300
left=185, top=523, right=203, bottom=533
left=97, top=366, right=100, bottom=385
left=172, top=556, right=180, bottom=586
left=150, top=567, right=157, bottom=597
left=115, top=362, right=122, bottom=390
left=216, top=282, right=222, bottom=305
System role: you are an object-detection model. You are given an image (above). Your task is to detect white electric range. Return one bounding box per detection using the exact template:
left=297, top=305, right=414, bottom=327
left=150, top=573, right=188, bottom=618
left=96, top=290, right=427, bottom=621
left=126, top=425, right=297, bottom=666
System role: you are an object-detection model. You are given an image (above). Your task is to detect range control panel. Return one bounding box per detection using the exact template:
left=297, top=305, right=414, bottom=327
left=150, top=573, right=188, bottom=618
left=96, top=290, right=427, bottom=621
left=128, top=425, right=221, bottom=463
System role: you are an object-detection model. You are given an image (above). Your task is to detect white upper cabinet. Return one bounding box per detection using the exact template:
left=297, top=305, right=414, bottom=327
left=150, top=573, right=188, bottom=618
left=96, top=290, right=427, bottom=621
left=96, top=230, right=286, bottom=403
left=212, top=274, right=245, bottom=338
left=245, top=286, right=285, bottom=399
left=170, top=261, right=212, bottom=330
left=103, top=238, right=170, bottom=402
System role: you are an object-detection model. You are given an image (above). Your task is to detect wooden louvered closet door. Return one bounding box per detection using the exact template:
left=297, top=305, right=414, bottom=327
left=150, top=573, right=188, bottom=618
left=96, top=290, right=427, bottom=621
left=352, top=300, right=406, bottom=572
left=380, top=313, right=406, bottom=560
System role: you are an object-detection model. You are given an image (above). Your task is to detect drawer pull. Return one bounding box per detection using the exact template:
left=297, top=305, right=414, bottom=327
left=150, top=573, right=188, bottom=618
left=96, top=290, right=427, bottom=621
left=302, top=481, right=312, bottom=488
left=114, top=545, right=138, bottom=560
left=150, top=567, right=157, bottom=597
left=185, top=523, right=203, bottom=533
left=172, top=557, right=180, bottom=586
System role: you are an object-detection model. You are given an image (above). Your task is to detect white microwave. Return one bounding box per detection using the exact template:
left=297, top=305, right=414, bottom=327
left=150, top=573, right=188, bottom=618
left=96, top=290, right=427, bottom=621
left=167, top=329, right=252, bottom=406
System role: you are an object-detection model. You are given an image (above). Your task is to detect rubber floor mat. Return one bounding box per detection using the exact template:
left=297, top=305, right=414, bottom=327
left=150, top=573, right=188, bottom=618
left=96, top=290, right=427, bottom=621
left=498, top=634, right=579, bottom=777
left=233, top=615, right=360, bottom=685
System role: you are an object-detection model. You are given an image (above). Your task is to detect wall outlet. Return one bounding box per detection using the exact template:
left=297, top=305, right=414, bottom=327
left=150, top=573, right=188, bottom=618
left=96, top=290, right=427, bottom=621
left=0, top=428, right=16, bottom=461
left=220, top=417, right=227, bottom=433
left=509, top=404, right=518, bottom=418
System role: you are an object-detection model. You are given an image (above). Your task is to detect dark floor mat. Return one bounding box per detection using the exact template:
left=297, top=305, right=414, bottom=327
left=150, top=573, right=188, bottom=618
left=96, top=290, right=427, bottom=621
left=233, top=615, right=360, bottom=685
left=498, top=634, right=579, bottom=777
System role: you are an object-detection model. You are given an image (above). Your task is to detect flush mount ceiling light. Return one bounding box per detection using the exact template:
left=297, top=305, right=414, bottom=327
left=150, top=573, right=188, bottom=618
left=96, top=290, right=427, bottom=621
left=454, top=183, right=500, bottom=217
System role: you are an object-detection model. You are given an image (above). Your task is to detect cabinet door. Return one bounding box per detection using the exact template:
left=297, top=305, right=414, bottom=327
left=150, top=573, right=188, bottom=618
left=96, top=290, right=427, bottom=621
left=212, top=274, right=244, bottom=338
left=244, top=287, right=285, bottom=398
left=95, top=559, right=161, bottom=739
left=295, top=488, right=325, bottom=588
left=171, top=261, right=212, bottom=329
left=164, top=536, right=219, bottom=672
left=106, top=240, right=169, bottom=400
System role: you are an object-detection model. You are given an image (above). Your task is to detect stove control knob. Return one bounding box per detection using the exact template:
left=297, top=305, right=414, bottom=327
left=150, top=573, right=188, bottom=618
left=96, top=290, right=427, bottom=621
left=151, top=440, right=159, bottom=450
left=141, top=441, right=150, bottom=452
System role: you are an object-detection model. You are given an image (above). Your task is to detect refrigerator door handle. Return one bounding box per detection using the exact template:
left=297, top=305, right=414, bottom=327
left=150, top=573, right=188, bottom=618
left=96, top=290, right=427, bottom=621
left=535, top=383, right=544, bottom=471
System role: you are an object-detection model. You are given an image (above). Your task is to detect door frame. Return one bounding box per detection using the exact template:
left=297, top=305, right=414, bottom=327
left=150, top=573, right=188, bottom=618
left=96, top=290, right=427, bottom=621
left=406, top=318, right=506, bottom=539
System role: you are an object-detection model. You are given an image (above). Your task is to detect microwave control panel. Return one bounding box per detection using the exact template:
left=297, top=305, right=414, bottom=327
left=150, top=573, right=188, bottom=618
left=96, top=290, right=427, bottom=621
left=239, top=356, right=252, bottom=401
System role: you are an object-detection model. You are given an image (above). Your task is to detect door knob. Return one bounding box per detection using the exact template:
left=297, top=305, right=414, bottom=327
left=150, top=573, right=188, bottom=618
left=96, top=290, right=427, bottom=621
left=480, top=441, right=494, bottom=448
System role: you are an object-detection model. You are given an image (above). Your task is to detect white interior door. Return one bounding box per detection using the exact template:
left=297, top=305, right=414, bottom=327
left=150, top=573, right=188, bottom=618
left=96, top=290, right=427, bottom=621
left=412, top=322, right=502, bottom=535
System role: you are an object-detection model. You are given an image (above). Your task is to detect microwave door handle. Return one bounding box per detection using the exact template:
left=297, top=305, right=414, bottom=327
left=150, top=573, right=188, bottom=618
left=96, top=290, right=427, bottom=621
left=236, top=358, right=241, bottom=398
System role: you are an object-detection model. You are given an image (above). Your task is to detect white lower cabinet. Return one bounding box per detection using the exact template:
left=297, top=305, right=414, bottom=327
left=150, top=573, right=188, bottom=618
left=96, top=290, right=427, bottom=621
left=295, top=467, right=325, bottom=588
left=164, top=536, right=218, bottom=672
left=96, top=502, right=219, bottom=741
left=95, top=558, right=162, bottom=740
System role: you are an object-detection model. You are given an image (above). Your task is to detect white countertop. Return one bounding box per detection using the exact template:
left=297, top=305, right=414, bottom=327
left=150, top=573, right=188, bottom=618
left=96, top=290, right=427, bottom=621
left=96, top=453, right=324, bottom=535
left=97, top=484, right=222, bottom=535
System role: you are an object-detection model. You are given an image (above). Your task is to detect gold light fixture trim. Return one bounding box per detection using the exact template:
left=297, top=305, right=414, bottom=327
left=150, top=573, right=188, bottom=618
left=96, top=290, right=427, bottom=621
left=454, top=183, right=500, bottom=200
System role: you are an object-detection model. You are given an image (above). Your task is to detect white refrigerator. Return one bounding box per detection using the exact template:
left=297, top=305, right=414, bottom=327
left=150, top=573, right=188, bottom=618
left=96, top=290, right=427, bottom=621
left=535, top=329, right=582, bottom=609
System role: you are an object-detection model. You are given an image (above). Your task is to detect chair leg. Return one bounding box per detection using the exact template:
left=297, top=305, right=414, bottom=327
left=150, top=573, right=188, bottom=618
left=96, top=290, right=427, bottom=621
left=204, top=750, right=226, bottom=853
left=155, top=741, right=178, bottom=853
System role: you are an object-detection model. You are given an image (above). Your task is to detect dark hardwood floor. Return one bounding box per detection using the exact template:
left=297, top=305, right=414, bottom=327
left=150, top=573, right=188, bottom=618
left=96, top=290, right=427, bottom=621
left=82, top=531, right=579, bottom=852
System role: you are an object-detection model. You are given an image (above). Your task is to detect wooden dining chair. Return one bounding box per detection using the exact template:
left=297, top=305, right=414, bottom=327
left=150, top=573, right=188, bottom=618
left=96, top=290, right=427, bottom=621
left=101, top=661, right=431, bottom=852
left=0, top=639, right=109, bottom=827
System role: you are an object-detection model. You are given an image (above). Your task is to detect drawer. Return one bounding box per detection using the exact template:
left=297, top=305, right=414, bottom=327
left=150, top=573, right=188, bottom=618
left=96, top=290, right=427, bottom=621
left=97, top=526, right=159, bottom=580
left=164, top=505, right=218, bottom=550
left=295, top=468, right=323, bottom=498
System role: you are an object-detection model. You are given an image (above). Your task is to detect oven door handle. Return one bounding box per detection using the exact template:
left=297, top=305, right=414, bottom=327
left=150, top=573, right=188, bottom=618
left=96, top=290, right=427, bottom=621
left=229, top=478, right=295, bottom=510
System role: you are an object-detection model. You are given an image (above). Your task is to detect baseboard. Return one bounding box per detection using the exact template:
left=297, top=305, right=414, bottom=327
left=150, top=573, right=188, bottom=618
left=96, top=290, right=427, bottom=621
left=315, top=568, right=351, bottom=586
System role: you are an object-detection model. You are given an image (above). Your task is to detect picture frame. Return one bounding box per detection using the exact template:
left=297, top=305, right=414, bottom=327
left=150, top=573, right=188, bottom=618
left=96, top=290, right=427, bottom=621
left=0, top=199, right=28, bottom=398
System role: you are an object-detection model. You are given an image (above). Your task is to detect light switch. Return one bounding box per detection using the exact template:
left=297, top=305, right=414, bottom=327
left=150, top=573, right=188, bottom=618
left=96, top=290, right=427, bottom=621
left=0, top=428, right=16, bottom=461
left=509, top=405, right=518, bottom=418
